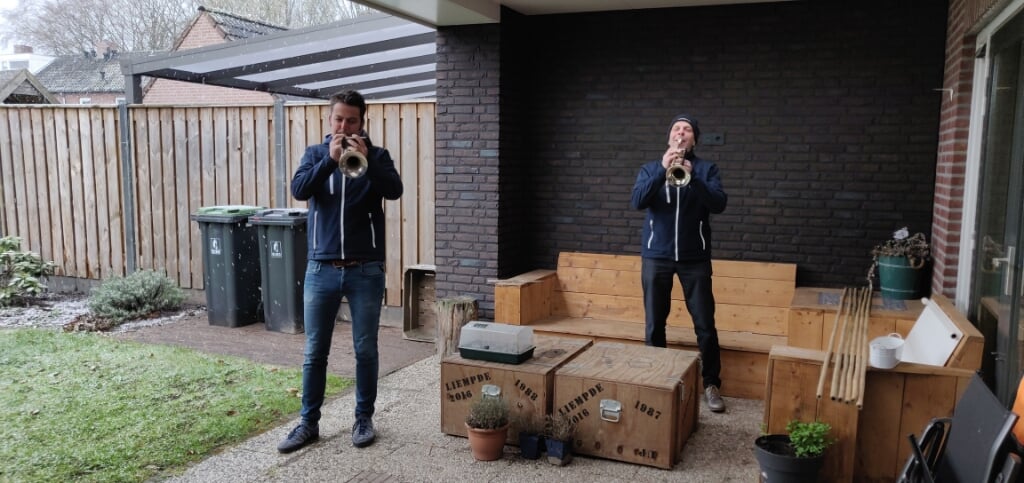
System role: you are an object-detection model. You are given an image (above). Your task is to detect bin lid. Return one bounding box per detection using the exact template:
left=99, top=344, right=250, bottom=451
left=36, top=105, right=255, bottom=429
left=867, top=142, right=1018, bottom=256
left=249, top=208, right=309, bottom=226
left=190, top=205, right=266, bottom=223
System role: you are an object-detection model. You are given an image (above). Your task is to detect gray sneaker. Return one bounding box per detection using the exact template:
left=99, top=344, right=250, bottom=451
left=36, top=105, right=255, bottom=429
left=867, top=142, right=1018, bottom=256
left=277, top=423, right=319, bottom=453
left=352, top=416, right=376, bottom=448
left=705, top=385, right=726, bottom=413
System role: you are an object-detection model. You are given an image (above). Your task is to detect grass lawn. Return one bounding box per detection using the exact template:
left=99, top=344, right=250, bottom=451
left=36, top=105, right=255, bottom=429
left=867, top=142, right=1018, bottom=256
left=0, top=329, right=352, bottom=483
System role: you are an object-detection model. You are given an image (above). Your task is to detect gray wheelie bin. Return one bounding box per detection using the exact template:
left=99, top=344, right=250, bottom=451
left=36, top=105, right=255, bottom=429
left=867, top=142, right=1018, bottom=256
left=190, top=205, right=264, bottom=327
left=249, top=208, right=308, bottom=334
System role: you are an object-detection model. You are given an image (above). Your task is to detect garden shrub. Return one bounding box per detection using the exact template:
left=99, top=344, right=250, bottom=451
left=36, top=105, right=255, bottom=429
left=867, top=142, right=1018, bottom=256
left=0, top=236, right=56, bottom=307
left=88, top=270, right=186, bottom=323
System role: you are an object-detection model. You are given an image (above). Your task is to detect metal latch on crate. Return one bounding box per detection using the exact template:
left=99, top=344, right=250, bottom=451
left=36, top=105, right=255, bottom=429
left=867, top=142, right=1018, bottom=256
left=481, top=384, right=501, bottom=399
left=600, top=399, right=622, bottom=422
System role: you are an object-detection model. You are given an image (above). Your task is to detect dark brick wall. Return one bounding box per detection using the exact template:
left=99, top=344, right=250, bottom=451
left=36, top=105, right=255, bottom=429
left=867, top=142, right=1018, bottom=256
left=436, top=0, right=946, bottom=317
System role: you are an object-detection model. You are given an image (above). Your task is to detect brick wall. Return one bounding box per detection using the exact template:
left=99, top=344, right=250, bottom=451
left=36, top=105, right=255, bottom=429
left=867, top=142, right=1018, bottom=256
left=437, top=1, right=948, bottom=316
left=143, top=13, right=275, bottom=105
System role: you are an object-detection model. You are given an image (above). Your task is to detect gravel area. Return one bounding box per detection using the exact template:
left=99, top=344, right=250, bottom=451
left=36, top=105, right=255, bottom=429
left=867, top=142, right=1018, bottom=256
left=0, top=292, right=206, bottom=332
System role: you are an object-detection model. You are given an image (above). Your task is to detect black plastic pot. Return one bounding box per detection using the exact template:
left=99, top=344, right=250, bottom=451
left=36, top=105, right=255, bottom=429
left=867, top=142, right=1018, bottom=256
left=518, top=432, right=544, bottom=460
left=546, top=438, right=573, bottom=466
left=753, top=435, right=825, bottom=483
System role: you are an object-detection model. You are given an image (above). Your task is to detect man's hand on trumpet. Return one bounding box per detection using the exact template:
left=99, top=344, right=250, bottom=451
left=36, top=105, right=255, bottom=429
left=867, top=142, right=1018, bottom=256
left=329, top=132, right=368, bottom=163
left=662, top=136, right=692, bottom=174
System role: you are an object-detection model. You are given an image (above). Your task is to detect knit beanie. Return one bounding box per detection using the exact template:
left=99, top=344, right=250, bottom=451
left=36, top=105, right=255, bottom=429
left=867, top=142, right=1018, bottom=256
left=668, top=114, right=700, bottom=142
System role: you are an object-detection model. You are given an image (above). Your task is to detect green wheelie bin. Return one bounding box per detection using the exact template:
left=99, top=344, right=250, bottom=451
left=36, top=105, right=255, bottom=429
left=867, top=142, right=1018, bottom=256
left=249, top=208, right=308, bottom=334
left=190, top=205, right=265, bottom=327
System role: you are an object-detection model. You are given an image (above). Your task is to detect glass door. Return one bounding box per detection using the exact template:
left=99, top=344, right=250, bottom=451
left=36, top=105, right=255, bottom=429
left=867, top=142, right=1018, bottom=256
left=971, top=10, right=1024, bottom=404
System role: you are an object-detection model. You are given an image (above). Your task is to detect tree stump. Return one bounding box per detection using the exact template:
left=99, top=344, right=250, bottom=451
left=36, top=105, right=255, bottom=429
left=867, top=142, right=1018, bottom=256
left=435, top=296, right=478, bottom=362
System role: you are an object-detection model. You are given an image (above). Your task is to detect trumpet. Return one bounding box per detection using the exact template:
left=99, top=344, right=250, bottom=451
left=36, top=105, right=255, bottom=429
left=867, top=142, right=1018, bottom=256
left=337, top=134, right=368, bottom=178
left=666, top=140, right=691, bottom=187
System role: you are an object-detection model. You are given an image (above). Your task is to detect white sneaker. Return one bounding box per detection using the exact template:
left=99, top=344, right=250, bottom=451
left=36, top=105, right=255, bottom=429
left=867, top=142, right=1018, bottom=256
left=705, top=385, right=726, bottom=413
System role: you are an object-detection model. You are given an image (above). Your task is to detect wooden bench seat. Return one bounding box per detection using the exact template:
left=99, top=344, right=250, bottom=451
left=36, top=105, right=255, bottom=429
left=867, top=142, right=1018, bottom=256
left=493, top=251, right=798, bottom=399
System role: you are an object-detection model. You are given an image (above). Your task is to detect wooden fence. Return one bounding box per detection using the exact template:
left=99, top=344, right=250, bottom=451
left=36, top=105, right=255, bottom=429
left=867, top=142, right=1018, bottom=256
left=0, top=101, right=436, bottom=307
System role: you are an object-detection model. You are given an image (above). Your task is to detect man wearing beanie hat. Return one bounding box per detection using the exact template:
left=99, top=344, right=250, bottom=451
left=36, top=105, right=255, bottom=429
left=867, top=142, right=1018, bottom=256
left=630, top=114, right=728, bottom=413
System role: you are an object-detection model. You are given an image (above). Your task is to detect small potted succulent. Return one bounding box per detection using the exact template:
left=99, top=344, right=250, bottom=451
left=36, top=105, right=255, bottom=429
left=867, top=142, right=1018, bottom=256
left=754, top=419, right=835, bottom=483
left=867, top=226, right=931, bottom=300
left=544, top=412, right=576, bottom=466
left=465, top=394, right=510, bottom=461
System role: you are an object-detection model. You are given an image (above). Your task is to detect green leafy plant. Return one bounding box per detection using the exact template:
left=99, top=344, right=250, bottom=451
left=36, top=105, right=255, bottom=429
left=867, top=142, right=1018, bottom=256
left=785, top=419, right=834, bottom=458
left=545, top=411, right=577, bottom=442
left=513, top=411, right=546, bottom=435
left=466, top=395, right=509, bottom=430
left=0, top=236, right=56, bottom=307
left=87, top=270, right=186, bottom=323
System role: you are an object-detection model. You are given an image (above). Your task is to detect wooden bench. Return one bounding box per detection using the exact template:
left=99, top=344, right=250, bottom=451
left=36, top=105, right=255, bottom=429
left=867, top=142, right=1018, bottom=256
left=493, top=251, right=797, bottom=399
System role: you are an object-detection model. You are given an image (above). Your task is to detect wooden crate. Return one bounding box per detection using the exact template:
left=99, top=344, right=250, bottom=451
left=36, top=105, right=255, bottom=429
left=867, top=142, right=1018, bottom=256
left=553, top=341, right=700, bottom=469
left=403, top=264, right=436, bottom=342
left=440, top=335, right=592, bottom=443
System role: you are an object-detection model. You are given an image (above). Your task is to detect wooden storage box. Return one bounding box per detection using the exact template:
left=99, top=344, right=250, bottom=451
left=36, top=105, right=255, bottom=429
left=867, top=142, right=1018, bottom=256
left=440, top=335, right=592, bottom=443
left=553, top=341, right=700, bottom=469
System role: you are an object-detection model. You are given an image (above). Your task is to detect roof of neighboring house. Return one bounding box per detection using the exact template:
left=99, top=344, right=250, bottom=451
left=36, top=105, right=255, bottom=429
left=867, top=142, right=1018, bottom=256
left=200, top=6, right=287, bottom=41
left=35, top=52, right=130, bottom=94
left=0, top=68, right=57, bottom=103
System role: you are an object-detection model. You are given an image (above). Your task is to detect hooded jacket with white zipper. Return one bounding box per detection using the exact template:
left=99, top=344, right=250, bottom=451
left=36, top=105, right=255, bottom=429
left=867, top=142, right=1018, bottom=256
left=630, top=151, right=727, bottom=261
left=291, top=134, right=403, bottom=262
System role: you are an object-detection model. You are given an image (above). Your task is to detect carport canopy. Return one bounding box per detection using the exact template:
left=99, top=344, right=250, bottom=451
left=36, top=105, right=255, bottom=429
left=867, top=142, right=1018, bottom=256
left=120, top=13, right=436, bottom=102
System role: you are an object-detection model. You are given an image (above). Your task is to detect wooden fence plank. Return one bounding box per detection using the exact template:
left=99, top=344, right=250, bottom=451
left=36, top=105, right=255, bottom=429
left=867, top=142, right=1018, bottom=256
left=53, top=109, right=74, bottom=275
left=418, top=103, right=435, bottom=265
left=228, top=108, right=242, bottom=203
left=173, top=108, right=189, bottom=287
left=159, top=107, right=178, bottom=284
left=103, top=107, right=123, bottom=277
left=384, top=103, right=401, bottom=306
left=67, top=109, right=87, bottom=276
left=0, top=112, right=13, bottom=239
left=187, top=108, right=203, bottom=289
left=287, top=105, right=307, bottom=210
left=133, top=108, right=152, bottom=272
left=89, top=109, right=109, bottom=279
left=400, top=103, right=418, bottom=270
left=254, top=107, right=271, bottom=208
left=30, top=109, right=51, bottom=264
left=214, top=107, right=228, bottom=205
left=147, top=108, right=166, bottom=276
left=240, top=107, right=256, bottom=207
left=20, top=110, right=42, bottom=260
left=8, top=111, right=29, bottom=250
left=42, top=109, right=64, bottom=271
left=78, top=110, right=98, bottom=278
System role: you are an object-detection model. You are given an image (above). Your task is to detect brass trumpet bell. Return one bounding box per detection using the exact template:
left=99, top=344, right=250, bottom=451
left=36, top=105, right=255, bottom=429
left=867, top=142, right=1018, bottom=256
left=666, top=164, right=691, bottom=187
left=340, top=149, right=367, bottom=178
left=337, top=135, right=367, bottom=178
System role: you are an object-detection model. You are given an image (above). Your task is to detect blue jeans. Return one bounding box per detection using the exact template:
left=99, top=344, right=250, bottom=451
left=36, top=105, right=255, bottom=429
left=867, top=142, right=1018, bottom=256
left=641, top=257, right=722, bottom=389
left=299, top=260, right=385, bottom=424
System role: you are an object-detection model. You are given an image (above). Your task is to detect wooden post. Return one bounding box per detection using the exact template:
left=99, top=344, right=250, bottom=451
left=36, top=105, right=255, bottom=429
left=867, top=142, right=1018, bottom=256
left=435, top=296, right=478, bottom=362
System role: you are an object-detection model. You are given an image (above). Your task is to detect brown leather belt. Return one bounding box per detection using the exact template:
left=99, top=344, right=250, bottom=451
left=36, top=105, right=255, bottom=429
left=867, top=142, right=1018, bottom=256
left=329, top=259, right=365, bottom=268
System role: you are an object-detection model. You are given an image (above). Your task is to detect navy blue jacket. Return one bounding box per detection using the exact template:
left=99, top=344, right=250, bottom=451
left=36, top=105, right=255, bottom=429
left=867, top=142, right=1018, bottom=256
left=630, top=153, right=727, bottom=261
left=291, top=135, right=403, bottom=262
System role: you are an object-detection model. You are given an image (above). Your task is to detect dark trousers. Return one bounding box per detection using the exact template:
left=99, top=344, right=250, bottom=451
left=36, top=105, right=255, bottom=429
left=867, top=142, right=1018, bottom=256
left=641, top=257, right=722, bottom=389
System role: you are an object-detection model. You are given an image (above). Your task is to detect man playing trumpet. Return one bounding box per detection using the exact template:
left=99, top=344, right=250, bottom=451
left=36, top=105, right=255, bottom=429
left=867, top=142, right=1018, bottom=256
left=279, top=90, right=403, bottom=453
left=630, top=114, right=728, bottom=412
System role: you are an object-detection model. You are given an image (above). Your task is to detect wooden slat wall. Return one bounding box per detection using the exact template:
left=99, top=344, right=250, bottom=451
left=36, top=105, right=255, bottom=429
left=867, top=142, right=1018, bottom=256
left=0, top=101, right=436, bottom=308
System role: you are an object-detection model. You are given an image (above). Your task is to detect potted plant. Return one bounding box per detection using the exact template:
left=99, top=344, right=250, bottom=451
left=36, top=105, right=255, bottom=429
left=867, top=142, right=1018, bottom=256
left=868, top=226, right=931, bottom=300
left=544, top=412, right=576, bottom=466
left=754, top=419, right=835, bottom=483
left=465, top=394, right=510, bottom=461
left=514, top=412, right=546, bottom=460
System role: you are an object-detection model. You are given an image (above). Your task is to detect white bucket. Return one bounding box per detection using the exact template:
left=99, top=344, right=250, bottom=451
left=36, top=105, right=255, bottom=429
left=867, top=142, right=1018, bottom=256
left=869, top=333, right=905, bottom=369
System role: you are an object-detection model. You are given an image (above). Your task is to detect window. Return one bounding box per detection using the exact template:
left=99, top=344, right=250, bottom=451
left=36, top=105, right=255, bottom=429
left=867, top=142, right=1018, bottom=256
left=79, top=98, right=91, bottom=105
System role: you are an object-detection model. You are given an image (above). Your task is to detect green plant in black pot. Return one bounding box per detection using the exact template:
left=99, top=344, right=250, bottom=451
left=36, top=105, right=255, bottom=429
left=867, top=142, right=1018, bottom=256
left=754, top=419, right=835, bottom=483
left=514, top=412, right=546, bottom=460
left=544, top=412, right=576, bottom=466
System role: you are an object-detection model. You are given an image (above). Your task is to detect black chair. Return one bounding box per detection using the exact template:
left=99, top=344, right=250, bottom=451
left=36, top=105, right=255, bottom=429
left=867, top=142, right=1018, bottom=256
left=899, top=374, right=1019, bottom=483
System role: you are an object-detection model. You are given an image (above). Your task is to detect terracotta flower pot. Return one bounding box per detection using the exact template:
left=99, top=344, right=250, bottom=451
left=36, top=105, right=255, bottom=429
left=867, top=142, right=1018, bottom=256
left=466, top=423, right=509, bottom=461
